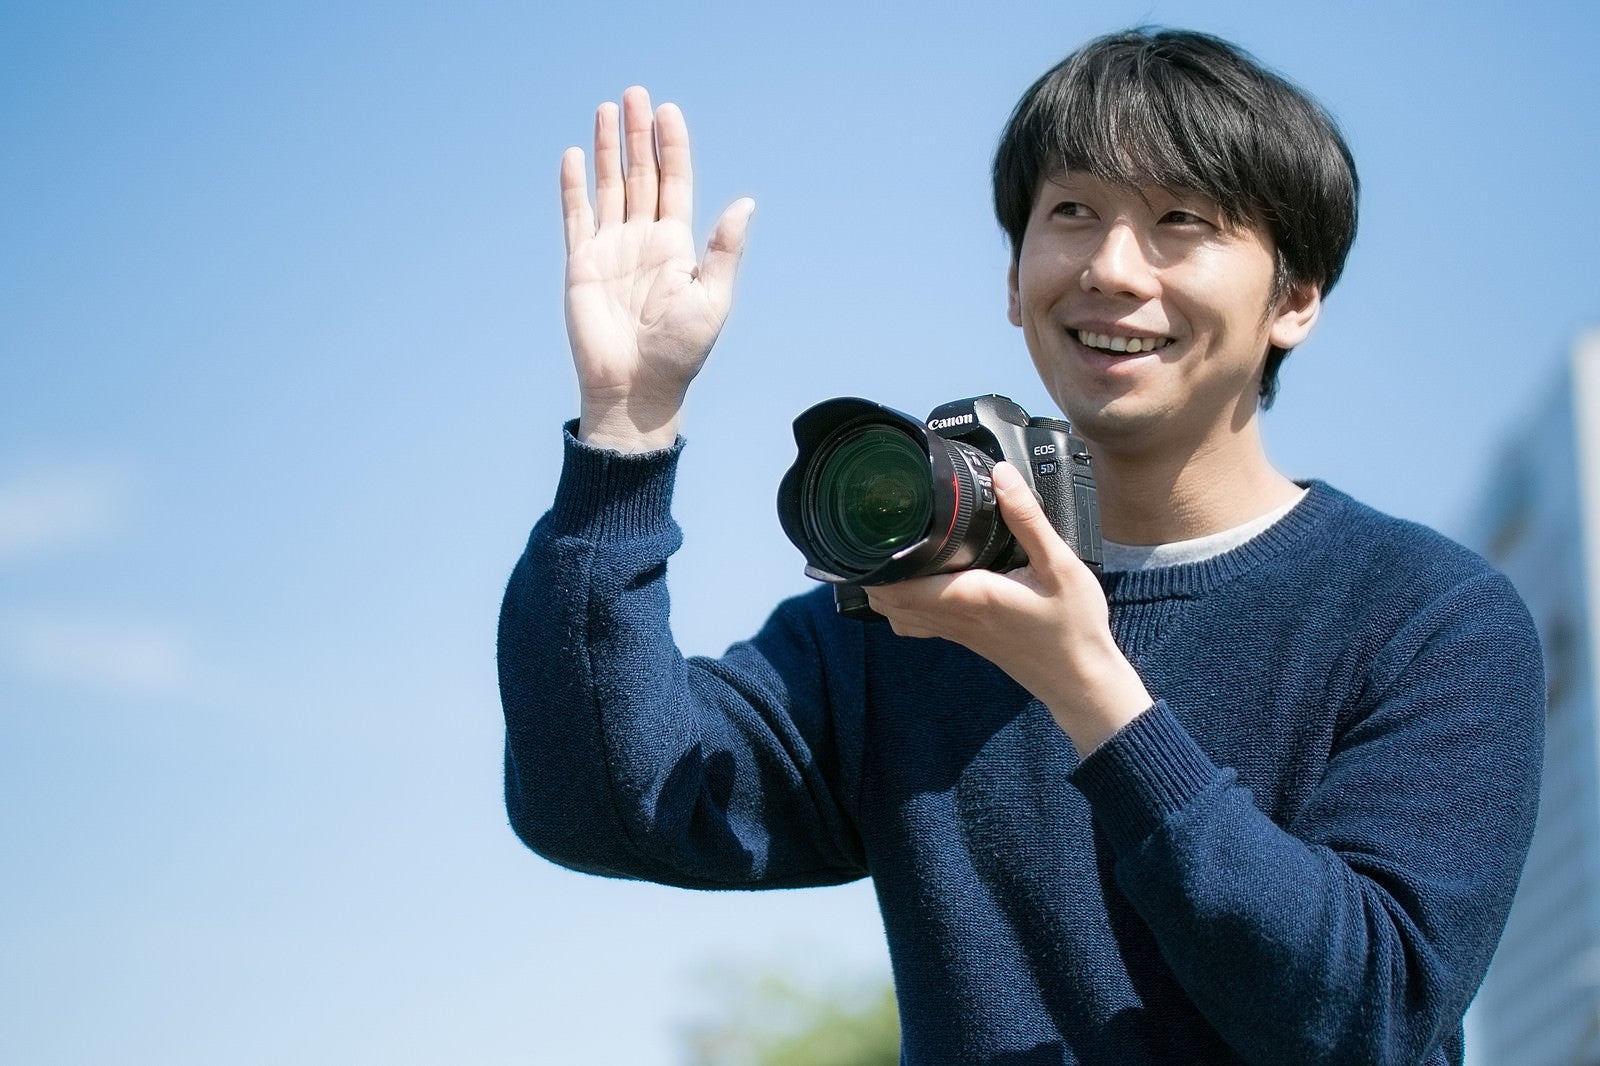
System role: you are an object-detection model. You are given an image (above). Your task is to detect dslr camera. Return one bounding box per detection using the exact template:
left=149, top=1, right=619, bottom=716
left=776, top=394, right=1102, bottom=621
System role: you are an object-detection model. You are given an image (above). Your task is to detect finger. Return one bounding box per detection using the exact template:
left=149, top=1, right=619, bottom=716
left=698, top=197, right=755, bottom=305
left=869, top=571, right=960, bottom=611
left=621, top=86, right=659, bottom=222
left=592, top=100, right=623, bottom=227
left=862, top=589, right=931, bottom=639
left=992, top=461, right=1070, bottom=575
left=655, top=102, right=693, bottom=223
left=559, top=147, right=594, bottom=254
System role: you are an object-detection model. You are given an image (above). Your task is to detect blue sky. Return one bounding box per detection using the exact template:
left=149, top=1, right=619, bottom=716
left=3, top=2, right=1597, bottom=1062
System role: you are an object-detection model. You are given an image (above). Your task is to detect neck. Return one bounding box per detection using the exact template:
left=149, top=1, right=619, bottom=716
left=1085, top=420, right=1300, bottom=546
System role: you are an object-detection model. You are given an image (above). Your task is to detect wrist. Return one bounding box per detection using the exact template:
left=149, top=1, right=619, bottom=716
left=1042, top=640, right=1153, bottom=758
left=577, top=396, right=683, bottom=453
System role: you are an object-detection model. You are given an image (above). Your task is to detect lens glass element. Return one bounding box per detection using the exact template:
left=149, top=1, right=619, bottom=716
left=810, top=425, right=932, bottom=572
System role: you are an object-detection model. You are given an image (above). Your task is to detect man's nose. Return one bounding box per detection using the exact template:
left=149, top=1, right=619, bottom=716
left=1080, top=223, right=1158, bottom=299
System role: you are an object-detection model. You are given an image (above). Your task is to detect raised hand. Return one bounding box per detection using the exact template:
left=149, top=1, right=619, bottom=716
left=561, top=86, right=755, bottom=451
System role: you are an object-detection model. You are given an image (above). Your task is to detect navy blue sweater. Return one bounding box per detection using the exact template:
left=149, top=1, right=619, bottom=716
left=498, top=429, right=1544, bottom=1065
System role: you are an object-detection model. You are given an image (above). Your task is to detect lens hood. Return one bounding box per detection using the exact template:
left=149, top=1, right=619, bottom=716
left=777, top=397, right=967, bottom=586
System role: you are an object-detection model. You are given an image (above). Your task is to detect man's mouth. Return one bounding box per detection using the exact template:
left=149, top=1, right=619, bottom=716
left=1074, top=330, right=1173, bottom=354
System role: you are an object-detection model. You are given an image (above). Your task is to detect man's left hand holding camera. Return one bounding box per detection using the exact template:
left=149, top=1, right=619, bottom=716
left=865, top=464, right=1153, bottom=756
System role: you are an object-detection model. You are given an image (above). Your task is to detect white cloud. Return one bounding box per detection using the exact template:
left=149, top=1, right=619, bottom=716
left=0, top=466, right=129, bottom=562
left=0, top=464, right=199, bottom=699
left=0, top=612, right=192, bottom=696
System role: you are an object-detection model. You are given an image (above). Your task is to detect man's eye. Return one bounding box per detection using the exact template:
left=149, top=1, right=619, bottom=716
left=1161, top=209, right=1211, bottom=226
left=1051, top=201, right=1089, bottom=217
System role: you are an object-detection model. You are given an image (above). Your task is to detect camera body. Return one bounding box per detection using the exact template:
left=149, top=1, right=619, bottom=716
left=777, top=394, right=1102, bottom=621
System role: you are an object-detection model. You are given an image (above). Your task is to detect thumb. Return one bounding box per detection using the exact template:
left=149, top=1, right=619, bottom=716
left=992, top=461, right=1067, bottom=568
left=698, top=197, right=755, bottom=305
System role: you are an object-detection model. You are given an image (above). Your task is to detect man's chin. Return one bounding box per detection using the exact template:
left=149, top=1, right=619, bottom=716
left=1059, top=396, right=1166, bottom=452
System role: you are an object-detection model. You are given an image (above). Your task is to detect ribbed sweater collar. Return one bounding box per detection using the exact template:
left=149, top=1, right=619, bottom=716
left=1099, top=481, right=1347, bottom=604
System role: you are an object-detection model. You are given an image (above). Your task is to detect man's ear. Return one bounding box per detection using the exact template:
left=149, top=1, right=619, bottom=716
left=1007, top=260, right=1022, bottom=327
left=1268, top=282, right=1322, bottom=350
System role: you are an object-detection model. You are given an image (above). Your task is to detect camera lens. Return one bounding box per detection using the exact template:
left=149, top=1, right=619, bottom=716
left=777, top=397, right=1027, bottom=588
left=807, top=425, right=933, bottom=572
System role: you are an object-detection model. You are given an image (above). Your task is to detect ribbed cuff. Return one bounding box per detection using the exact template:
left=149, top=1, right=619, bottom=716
left=1070, top=700, right=1222, bottom=855
left=546, top=420, right=684, bottom=540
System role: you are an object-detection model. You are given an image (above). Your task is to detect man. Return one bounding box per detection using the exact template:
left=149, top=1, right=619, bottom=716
left=498, top=28, right=1543, bottom=1065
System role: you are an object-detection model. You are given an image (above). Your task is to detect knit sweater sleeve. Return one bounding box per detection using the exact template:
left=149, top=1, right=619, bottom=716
left=496, top=425, right=866, bottom=889
left=1072, top=569, right=1544, bottom=1065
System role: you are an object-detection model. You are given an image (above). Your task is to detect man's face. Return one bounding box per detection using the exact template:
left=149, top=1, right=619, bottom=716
left=1007, top=171, right=1319, bottom=459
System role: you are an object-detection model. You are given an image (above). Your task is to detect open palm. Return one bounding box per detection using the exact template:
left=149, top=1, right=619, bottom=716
left=561, top=87, right=753, bottom=449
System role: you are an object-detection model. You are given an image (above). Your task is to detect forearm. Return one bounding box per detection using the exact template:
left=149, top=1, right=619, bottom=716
left=1075, top=707, right=1451, bottom=1063
left=498, top=425, right=687, bottom=876
left=1072, top=584, right=1544, bottom=1064
left=497, top=426, right=864, bottom=887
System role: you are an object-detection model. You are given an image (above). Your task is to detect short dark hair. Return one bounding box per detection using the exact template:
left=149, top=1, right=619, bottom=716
left=992, top=28, right=1359, bottom=406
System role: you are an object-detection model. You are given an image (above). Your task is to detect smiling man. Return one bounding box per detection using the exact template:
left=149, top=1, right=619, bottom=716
left=498, top=28, right=1544, bottom=1065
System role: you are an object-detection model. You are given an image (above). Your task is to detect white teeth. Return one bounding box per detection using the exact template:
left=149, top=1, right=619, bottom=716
left=1077, top=330, right=1166, bottom=354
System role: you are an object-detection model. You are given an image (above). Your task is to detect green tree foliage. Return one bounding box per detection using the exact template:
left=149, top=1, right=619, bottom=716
left=681, top=966, right=899, bottom=1066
